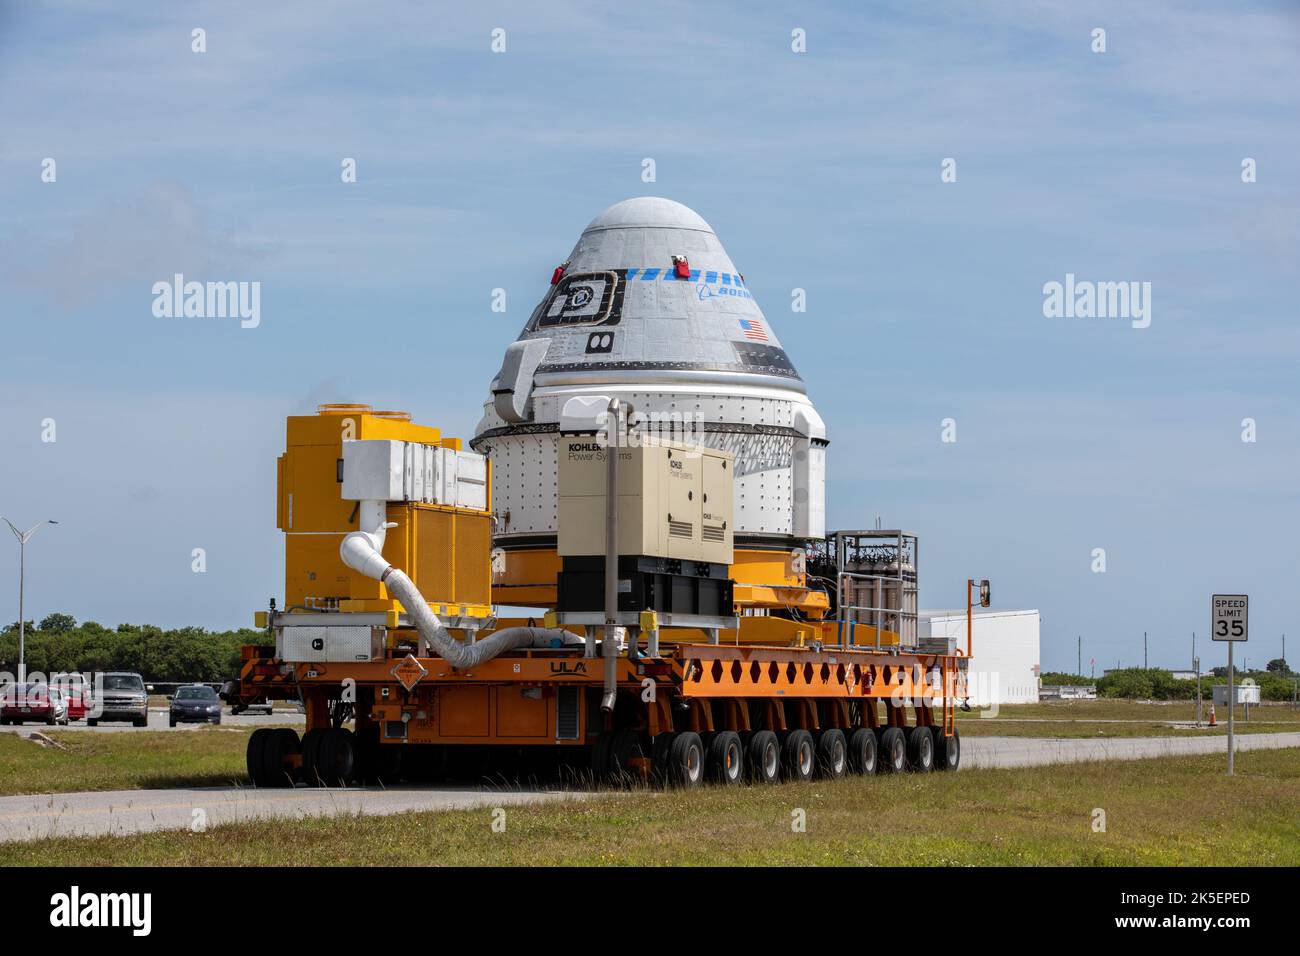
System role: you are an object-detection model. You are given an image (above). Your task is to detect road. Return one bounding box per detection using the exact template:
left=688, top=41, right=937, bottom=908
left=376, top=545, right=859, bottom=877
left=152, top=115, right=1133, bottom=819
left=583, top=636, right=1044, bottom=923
left=962, top=730, right=1300, bottom=768
left=0, top=784, right=586, bottom=843
left=0, top=709, right=303, bottom=734
left=0, top=731, right=1295, bottom=843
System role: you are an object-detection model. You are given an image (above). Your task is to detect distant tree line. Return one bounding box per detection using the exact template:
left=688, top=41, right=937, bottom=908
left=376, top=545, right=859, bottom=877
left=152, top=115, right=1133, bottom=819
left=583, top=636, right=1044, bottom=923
left=0, top=614, right=261, bottom=683
left=1040, top=664, right=1297, bottom=702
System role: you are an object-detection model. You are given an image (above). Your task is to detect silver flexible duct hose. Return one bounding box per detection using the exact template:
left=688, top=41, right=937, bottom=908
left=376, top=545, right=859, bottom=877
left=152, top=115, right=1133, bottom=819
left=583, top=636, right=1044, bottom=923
left=382, top=568, right=572, bottom=668
left=339, top=499, right=572, bottom=668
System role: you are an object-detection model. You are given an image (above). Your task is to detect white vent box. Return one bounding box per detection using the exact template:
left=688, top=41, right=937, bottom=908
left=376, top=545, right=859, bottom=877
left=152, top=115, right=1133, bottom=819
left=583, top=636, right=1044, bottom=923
left=342, top=440, right=487, bottom=510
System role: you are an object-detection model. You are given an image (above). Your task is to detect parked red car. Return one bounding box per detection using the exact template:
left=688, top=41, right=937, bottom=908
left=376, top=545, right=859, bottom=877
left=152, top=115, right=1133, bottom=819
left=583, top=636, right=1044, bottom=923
left=50, top=674, right=90, bottom=721
left=0, top=683, right=70, bottom=726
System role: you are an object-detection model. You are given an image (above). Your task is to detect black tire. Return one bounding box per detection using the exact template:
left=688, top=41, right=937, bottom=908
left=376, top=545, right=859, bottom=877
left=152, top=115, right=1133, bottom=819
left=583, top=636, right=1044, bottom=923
left=745, top=730, right=780, bottom=784
left=87, top=718, right=98, bottom=727
left=650, top=732, right=675, bottom=784
left=815, top=729, right=848, bottom=779
left=877, top=727, right=907, bottom=774
left=133, top=717, right=147, bottom=728
left=246, top=727, right=270, bottom=785
left=906, top=725, right=934, bottom=773
left=847, top=728, right=877, bottom=775
left=704, top=731, right=744, bottom=785
left=300, top=728, right=327, bottom=785
left=260, top=728, right=300, bottom=787
left=932, top=727, right=960, bottom=771
left=610, top=729, right=649, bottom=785
left=46, top=714, right=56, bottom=726
left=780, top=729, right=815, bottom=782
left=664, top=731, right=705, bottom=788
left=314, top=727, right=356, bottom=786
left=169, top=718, right=176, bottom=728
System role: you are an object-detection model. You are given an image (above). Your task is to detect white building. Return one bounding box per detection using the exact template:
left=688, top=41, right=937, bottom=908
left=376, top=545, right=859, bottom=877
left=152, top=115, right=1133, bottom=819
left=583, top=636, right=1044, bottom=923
left=920, top=609, right=1041, bottom=705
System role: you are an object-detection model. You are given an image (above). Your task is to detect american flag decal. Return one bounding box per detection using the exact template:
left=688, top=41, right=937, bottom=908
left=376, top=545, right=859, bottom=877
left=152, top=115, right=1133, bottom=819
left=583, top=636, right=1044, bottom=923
left=739, top=318, right=768, bottom=341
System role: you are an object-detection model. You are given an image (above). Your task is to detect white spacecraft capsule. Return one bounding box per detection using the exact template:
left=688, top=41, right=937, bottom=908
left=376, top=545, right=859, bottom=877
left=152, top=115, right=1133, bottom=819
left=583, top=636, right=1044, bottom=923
left=473, top=197, right=827, bottom=550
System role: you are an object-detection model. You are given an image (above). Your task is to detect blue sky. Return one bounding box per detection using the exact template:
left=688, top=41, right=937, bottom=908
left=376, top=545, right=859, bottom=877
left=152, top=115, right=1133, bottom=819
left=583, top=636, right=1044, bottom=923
left=1, top=1, right=1297, bottom=673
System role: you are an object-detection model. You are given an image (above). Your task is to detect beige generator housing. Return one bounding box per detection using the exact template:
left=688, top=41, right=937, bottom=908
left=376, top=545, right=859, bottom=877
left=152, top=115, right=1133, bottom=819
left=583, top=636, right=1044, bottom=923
left=557, top=437, right=734, bottom=566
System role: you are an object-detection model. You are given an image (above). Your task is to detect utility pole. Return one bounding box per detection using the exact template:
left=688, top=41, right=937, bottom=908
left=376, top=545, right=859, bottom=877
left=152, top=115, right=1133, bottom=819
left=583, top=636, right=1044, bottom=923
left=1193, top=631, right=1201, bottom=727
left=1077, top=635, right=1081, bottom=677
left=3, top=517, right=58, bottom=685
left=1143, top=631, right=1148, bottom=670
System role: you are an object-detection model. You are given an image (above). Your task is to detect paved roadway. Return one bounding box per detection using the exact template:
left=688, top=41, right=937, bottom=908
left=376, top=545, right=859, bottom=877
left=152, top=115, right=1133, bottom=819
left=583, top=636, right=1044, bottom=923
left=962, top=730, right=1300, bottom=768
left=0, top=731, right=1295, bottom=843
left=0, top=709, right=303, bottom=734
left=0, top=784, right=587, bottom=844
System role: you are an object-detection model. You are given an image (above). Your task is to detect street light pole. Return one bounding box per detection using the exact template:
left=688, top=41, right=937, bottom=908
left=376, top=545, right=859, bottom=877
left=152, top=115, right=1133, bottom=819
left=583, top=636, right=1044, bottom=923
left=3, top=518, right=58, bottom=685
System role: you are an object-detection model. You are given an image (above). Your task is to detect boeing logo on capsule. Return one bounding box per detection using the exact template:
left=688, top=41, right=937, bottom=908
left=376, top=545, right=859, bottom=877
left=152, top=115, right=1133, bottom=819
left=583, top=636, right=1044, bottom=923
left=699, top=283, right=753, bottom=302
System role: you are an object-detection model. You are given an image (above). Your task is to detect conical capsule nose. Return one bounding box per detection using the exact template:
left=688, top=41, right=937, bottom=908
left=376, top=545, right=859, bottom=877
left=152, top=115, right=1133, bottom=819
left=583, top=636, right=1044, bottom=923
left=517, top=196, right=802, bottom=390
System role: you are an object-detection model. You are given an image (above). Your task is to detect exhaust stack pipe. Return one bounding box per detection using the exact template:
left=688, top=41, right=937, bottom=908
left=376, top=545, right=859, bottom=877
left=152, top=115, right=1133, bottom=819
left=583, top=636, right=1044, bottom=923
left=601, top=398, right=621, bottom=712
left=340, top=500, right=570, bottom=668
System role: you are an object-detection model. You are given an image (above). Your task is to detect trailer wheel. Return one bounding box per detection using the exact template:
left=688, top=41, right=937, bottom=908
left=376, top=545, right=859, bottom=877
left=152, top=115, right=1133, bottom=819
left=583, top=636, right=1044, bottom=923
left=745, top=730, right=780, bottom=784
left=847, top=728, right=877, bottom=775
left=261, top=728, right=300, bottom=788
left=664, top=731, right=705, bottom=788
left=300, top=728, right=326, bottom=785
left=815, top=729, right=848, bottom=779
left=877, top=727, right=907, bottom=774
left=611, top=729, right=650, bottom=785
left=705, top=731, right=744, bottom=785
left=932, top=727, right=960, bottom=771
left=650, top=732, right=673, bottom=785
left=780, top=729, right=815, bottom=782
left=312, top=728, right=355, bottom=787
left=906, top=725, right=934, bottom=773
left=246, top=728, right=270, bottom=785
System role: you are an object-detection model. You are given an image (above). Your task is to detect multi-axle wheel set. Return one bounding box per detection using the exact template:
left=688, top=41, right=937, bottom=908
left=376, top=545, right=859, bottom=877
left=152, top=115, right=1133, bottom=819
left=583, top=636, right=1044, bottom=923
left=593, top=724, right=960, bottom=788
left=245, top=722, right=960, bottom=789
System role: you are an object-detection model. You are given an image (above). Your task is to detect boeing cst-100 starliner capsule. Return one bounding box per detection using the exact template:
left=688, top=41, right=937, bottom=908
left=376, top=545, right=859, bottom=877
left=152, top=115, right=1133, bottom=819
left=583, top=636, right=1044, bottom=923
left=472, top=197, right=827, bottom=550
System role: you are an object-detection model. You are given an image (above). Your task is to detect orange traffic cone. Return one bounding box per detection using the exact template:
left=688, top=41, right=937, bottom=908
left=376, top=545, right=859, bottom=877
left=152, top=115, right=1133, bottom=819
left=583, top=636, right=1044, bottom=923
left=1209, top=703, right=1217, bottom=727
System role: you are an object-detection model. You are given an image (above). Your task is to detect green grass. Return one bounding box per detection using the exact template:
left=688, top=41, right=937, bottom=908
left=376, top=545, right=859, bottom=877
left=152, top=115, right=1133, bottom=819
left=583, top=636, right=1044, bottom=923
left=2, top=748, right=1296, bottom=866
left=969, top=699, right=1300, bottom=722
left=0, top=727, right=256, bottom=795
left=957, top=699, right=1300, bottom=737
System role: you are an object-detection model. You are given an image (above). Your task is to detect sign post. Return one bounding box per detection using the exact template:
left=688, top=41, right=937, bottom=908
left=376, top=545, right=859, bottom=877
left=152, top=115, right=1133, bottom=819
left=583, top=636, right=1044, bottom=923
left=1211, top=594, right=1249, bottom=776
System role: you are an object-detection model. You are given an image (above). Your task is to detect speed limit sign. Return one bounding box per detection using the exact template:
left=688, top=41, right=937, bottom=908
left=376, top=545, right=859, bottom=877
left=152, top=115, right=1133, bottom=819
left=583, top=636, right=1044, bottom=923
left=1211, top=594, right=1248, bottom=642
